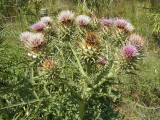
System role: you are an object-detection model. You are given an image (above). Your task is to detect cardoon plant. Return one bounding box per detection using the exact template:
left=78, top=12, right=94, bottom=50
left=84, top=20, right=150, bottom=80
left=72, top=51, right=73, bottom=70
left=9, top=10, right=145, bottom=120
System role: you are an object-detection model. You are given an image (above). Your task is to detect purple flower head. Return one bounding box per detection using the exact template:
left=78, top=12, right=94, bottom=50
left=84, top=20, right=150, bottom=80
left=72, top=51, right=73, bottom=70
left=114, top=18, right=129, bottom=28
left=100, top=18, right=112, bottom=26
left=97, top=56, right=106, bottom=66
left=43, top=60, right=53, bottom=68
left=121, top=43, right=139, bottom=58
left=30, top=21, right=46, bottom=32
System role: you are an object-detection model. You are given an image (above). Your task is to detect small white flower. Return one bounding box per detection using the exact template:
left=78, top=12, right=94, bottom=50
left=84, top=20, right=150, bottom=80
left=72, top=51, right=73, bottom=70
left=82, top=45, right=86, bottom=49
left=76, top=15, right=91, bottom=26
left=88, top=46, right=91, bottom=50
left=26, top=111, right=29, bottom=116
left=28, top=53, right=32, bottom=57
left=32, top=54, right=37, bottom=58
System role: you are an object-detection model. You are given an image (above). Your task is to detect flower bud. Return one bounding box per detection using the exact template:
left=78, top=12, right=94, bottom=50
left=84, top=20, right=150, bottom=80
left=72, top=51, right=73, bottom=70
left=97, top=56, right=106, bottom=66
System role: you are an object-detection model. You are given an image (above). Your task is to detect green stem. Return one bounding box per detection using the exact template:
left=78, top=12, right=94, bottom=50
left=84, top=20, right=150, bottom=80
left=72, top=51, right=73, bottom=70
left=62, top=78, right=86, bottom=119
left=78, top=101, right=85, bottom=120
left=69, top=43, right=91, bottom=85
left=29, top=63, right=35, bottom=85
left=86, top=59, right=91, bottom=76
left=87, top=63, right=115, bottom=92
left=78, top=60, right=89, bottom=120
left=89, top=77, right=113, bottom=91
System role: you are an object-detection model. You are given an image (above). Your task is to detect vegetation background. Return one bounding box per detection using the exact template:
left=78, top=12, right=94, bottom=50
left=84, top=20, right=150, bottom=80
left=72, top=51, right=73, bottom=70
left=0, top=0, right=160, bottom=119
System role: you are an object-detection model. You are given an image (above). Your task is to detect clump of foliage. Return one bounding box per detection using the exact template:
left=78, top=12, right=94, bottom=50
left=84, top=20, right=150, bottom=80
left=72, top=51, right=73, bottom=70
left=1, top=9, right=147, bottom=120
left=73, top=0, right=114, bottom=17
left=0, top=0, right=43, bottom=25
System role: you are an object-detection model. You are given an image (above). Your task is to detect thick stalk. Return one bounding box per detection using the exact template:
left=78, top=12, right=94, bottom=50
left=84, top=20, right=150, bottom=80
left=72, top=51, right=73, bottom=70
left=78, top=59, right=91, bottom=120
left=78, top=101, right=85, bottom=120
left=78, top=85, right=87, bottom=120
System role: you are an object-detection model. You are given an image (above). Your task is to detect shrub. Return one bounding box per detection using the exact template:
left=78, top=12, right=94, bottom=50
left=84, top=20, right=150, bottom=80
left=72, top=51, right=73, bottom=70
left=1, top=10, right=146, bottom=120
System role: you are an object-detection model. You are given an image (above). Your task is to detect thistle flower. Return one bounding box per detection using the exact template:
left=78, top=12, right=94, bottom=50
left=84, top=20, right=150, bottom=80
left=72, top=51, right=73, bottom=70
left=76, top=15, right=91, bottom=26
left=42, top=60, right=54, bottom=68
left=80, top=32, right=99, bottom=61
left=100, top=18, right=112, bottom=26
left=124, top=23, right=134, bottom=33
left=120, top=42, right=139, bottom=58
left=30, top=21, right=46, bottom=32
left=58, top=10, right=74, bottom=25
left=26, top=33, right=44, bottom=51
left=44, top=60, right=52, bottom=67
left=20, top=32, right=32, bottom=42
left=42, top=59, right=58, bottom=71
left=83, top=32, right=98, bottom=47
left=114, top=18, right=129, bottom=29
left=41, top=16, right=53, bottom=25
left=97, top=56, right=106, bottom=66
left=129, top=34, right=145, bottom=47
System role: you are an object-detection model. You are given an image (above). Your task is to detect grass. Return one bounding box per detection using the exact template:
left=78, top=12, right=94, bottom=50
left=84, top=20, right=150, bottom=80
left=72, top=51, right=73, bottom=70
left=0, top=0, right=160, bottom=119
